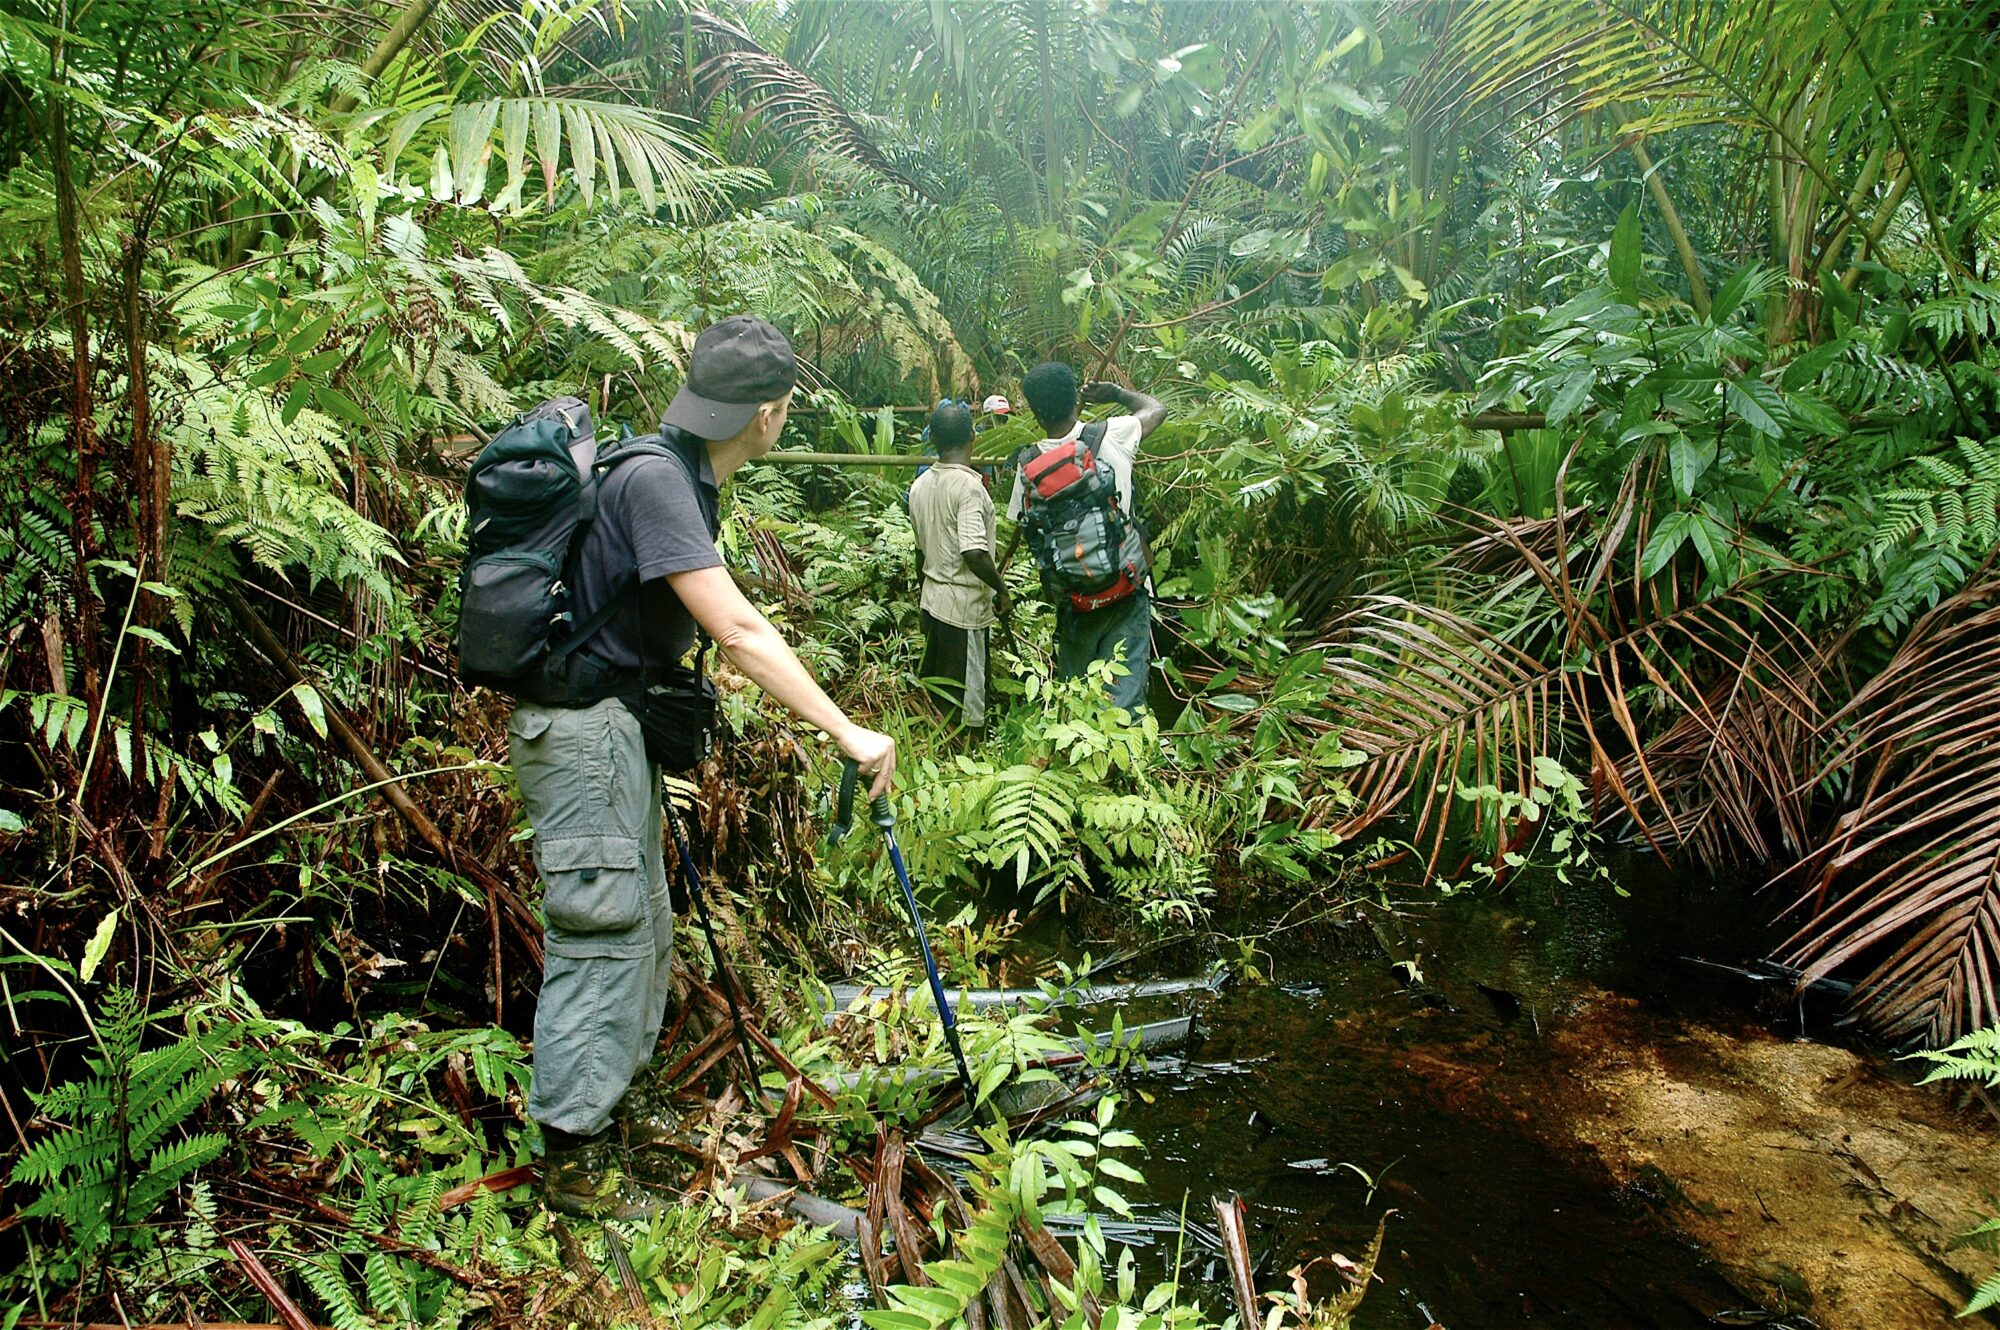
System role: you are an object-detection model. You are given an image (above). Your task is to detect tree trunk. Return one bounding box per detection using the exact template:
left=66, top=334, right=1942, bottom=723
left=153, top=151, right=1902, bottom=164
left=49, top=93, right=105, bottom=732
left=328, top=0, right=439, bottom=114
left=1632, top=141, right=1710, bottom=319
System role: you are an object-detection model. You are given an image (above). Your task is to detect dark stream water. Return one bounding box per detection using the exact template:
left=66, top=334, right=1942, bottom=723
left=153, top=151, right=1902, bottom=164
left=1047, top=863, right=1837, bottom=1329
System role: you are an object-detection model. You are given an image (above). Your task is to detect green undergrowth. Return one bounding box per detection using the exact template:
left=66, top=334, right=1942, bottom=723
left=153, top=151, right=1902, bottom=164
left=3, top=959, right=1375, bottom=1328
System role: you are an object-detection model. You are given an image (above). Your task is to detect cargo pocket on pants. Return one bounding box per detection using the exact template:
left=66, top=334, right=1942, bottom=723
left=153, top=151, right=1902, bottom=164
left=537, top=834, right=646, bottom=934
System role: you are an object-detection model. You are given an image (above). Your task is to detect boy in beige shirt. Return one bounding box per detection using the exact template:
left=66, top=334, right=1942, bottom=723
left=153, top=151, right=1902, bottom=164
left=908, top=400, right=1008, bottom=730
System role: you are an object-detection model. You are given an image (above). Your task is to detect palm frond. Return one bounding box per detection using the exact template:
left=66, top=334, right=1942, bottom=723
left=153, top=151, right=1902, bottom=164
left=1328, top=449, right=1837, bottom=880
left=357, top=96, right=721, bottom=215
left=1780, top=567, right=2000, bottom=1045
left=688, top=8, right=919, bottom=197
left=1315, top=595, right=1563, bottom=877
left=1416, top=0, right=2000, bottom=275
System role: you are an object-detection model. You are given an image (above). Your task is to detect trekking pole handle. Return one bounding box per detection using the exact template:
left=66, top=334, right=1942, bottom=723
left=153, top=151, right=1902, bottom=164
left=831, top=758, right=858, bottom=843
left=837, top=758, right=896, bottom=832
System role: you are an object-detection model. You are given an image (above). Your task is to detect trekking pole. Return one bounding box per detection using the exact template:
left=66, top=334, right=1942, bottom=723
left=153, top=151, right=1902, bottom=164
left=664, top=793, right=762, bottom=1089
left=831, top=760, right=995, bottom=1125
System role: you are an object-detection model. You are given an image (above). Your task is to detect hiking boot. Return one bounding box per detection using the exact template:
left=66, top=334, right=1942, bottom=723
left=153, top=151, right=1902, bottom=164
left=616, top=1098, right=681, bottom=1151
left=540, top=1133, right=666, bottom=1221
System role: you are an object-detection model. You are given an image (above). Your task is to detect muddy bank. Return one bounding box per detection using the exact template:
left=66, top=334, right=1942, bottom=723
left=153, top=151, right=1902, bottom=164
left=1519, top=989, right=2000, bottom=1328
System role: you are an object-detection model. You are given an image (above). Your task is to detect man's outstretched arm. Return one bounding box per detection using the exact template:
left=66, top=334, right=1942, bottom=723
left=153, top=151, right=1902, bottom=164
left=651, top=570, right=896, bottom=796
left=1081, top=381, right=1167, bottom=439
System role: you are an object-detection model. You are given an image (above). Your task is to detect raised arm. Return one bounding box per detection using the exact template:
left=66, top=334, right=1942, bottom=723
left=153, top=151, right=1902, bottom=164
left=649, top=571, right=896, bottom=796
left=1081, top=381, right=1167, bottom=439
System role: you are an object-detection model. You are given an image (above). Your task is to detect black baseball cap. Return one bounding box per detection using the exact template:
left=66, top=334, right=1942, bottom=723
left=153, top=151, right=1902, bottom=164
left=662, top=314, right=798, bottom=440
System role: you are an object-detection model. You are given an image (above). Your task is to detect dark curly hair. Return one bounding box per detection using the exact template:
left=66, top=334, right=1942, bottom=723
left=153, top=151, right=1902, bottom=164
left=1021, top=362, right=1078, bottom=433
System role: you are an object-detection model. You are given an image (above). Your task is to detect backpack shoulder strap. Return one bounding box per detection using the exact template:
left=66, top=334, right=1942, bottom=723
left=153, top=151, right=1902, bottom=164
left=1080, top=420, right=1109, bottom=449
left=546, top=438, right=678, bottom=665
left=587, top=433, right=717, bottom=669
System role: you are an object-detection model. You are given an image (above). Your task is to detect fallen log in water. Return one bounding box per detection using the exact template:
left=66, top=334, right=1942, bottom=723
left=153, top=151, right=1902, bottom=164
left=823, top=965, right=1230, bottom=1019
left=822, top=1014, right=1197, bottom=1095
left=740, top=1175, right=865, bottom=1238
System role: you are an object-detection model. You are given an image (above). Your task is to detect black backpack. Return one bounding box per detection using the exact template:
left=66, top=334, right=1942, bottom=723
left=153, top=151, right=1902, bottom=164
left=455, top=397, right=679, bottom=700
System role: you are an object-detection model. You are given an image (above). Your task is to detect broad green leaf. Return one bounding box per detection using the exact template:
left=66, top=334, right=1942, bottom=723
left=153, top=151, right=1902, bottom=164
left=612, top=121, right=655, bottom=213
left=1640, top=511, right=1693, bottom=578
left=501, top=101, right=529, bottom=188
left=246, top=357, right=292, bottom=388
left=448, top=101, right=499, bottom=206
left=1687, top=513, right=1729, bottom=582
left=1609, top=202, right=1641, bottom=303
left=284, top=314, right=334, bottom=355
left=1091, top=1184, right=1134, bottom=1218
left=430, top=144, right=453, bottom=202
left=923, top=1260, right=988, bottom=1298
left=894, top=1288, right=963, bottom=1320
left=860, top=1312, right=933, bottom=1330
left=533, top=100, right=562, bottom=200
left=1098, top=1158, right=1145, bottom=1184
left=1780, top=338, right=1847, bottom=389
left=314, top=384, right=371, bottom=428
left=1784, top=391, right=1848, bottom=437
left=1724, top=376, right=1783, bottom=436
left=382, top=104, right=441, bottom=173
left=1668, top=434, right=1711, bottom=499
left=290, top=683, right=328, bottom=740
left=281, top=377, right=313, bottom=425
left=596, top=118, right=621, bottom=201
left=1325, top=81, right=1376, bottom=117
left=565, top=103, right=596, bottom=207
left=296, top=349, right=346, bottom=376
left=1547, top=369, right=1595, bottom=424
left=1709, top=265, right=1759, bottom=323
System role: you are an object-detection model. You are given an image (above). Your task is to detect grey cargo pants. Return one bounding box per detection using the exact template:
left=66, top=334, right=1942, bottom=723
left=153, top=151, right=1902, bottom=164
left=510, top=697, right=674, bottom=1138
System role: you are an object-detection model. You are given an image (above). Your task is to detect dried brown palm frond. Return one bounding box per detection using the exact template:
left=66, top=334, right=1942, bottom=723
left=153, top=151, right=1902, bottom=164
left=1314, top=594, right=1564, bottom=878
left=1445, top=502, right=1592, bottom=577
left=1490, top=451, right=1831, bottom=865
left=687, top=8, right=920, bottom=197
left=1778, top=568, right=2000, bottom=1045
left=1323, top=446, right=1833, bottom=880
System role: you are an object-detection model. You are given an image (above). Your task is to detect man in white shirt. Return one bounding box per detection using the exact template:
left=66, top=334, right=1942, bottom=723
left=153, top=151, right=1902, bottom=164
left=1002, top=362, right=1167, bottom=713
left=909, top=400, right=1008, bottom=730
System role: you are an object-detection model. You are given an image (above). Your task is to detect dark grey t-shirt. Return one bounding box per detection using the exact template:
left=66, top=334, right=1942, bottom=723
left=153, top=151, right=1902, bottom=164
left=570, top=431, right=722, bottom=672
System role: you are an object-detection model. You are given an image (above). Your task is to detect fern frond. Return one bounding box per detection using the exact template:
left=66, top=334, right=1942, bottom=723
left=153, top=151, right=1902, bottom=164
left=1911, top=1026, right=2000, bottom=1087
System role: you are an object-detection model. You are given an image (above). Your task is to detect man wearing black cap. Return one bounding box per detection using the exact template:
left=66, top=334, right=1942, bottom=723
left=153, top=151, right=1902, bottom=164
left=509, top=315, right=896, bottom=1219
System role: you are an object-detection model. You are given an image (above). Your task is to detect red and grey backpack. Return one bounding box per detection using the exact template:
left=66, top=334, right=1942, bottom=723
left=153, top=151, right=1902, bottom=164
left=1015, top=422, right=1149, bottom=612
